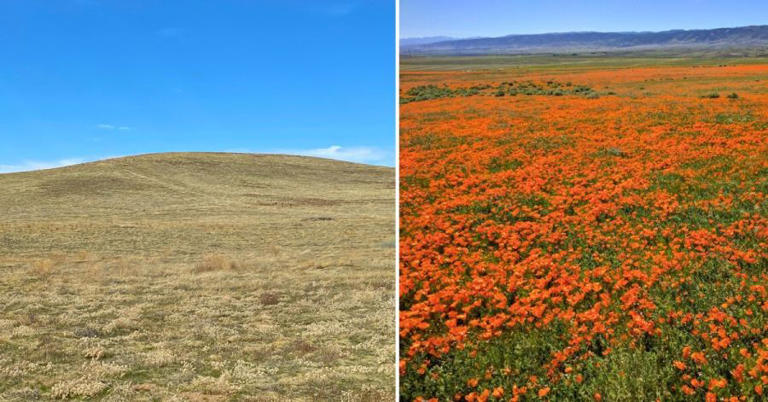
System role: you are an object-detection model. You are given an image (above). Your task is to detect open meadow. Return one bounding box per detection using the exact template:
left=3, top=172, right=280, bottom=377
left=399, top=56, right=768, bottom=401
left=0, top=152, right=395, bottom=401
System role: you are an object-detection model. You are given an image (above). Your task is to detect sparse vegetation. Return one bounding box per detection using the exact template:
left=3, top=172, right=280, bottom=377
left=193, top=254, right=239, bottom=273
left=0, top=153, right=395, bottom=400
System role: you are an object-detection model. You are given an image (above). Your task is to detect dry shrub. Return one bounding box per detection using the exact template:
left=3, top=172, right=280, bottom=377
left=74, top=327, right=102, bottom=338
left=144, top=349, right=177, bottom=367
left=315, top=347, right=341, bottom=365
left=83, top=346, right=105, bottom=360
left=50, top=378, right=107, bottom=399
left=102, top=317, right=136, bottom=335
left=259, top=292, right=280, bottom=306
left=193, top=255, right=239, bottom=273
left=292, top=339, right=316, bottom=355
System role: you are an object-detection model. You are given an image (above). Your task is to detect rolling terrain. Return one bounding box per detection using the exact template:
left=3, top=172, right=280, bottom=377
left=0, top=152, right=395, bottom=400
left=401, top=25, right=768, bottom=55
left=400, top=58, right=768, bottom=400
left=400, top=36, right=457, bottom=47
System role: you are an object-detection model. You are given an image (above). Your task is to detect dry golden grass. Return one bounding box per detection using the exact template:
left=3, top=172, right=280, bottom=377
left=0, top=152, right=395, bottom=400
left=29, top=259, right=55, bottom=277
left=193, top=255, right=239, bottom=273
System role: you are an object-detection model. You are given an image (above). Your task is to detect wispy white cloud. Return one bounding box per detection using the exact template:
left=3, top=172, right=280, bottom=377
left=288, top=145, right=389, bottom=164
left=0, top=155, right=124, bottom=174
left=0, top=158, right=88, bottom=174
left=227, top=145, right=393, bottom=166
left=97, top=124, right=131, bottom=131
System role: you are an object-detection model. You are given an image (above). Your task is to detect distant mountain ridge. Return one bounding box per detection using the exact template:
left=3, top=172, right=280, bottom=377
left=401, top=25, right=768, bottom=55
left=400, top=36, right=457, bottom=47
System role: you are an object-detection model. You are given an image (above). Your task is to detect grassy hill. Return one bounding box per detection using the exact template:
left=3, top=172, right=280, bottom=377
left=0, top=152, right=395, bottom=400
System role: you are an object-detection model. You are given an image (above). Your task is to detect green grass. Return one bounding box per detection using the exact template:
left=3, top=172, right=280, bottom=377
left=401, top=51, right=768, bottom=72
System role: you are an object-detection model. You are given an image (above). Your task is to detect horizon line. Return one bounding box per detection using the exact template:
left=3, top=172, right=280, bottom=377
left=401, top=23, right=768, bottom=42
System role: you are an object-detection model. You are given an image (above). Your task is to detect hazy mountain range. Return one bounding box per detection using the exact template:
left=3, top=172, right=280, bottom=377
left=401, top=25, right=768, bottom=55
left=400, top=36, right=457, bottom=47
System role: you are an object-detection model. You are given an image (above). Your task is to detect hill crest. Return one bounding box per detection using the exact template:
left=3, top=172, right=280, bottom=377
left=0, top=152, right=393, bottom=221
left=401, top=25, right=768, bottom=55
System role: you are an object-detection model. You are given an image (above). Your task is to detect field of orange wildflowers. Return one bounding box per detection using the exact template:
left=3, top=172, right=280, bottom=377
left=400, top=61, right=768, bottom=401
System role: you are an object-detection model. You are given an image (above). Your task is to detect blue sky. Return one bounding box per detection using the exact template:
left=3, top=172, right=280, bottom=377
left=401, top=0, right=768, bottom=38
left=0, top=0, right=394, bottom=172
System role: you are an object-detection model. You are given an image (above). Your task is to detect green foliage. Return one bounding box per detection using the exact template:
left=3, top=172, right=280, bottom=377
left=487, top=157, right=523, bottom=173
left=400, top=80, right=604, bottom=103
left=401, top=84, right=491, bottom=104
left=713, top=112, right=754, bottom=124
